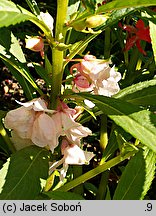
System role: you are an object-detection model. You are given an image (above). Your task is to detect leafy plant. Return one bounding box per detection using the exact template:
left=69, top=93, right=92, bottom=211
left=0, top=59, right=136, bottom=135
left=0, top=0, right=156, bottom=200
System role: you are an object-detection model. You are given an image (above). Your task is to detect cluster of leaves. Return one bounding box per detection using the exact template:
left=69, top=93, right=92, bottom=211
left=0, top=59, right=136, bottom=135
left=0, top=0, right=156, bottom=200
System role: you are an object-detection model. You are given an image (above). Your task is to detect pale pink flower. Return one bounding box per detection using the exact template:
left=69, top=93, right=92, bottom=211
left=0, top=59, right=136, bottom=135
left=4, top=98, right=57, bottom=151
left=3, top=98, right=48, bottom=139
left=4, top=99, right=92, bottom=153
left=62, top=143, right=95, bottom=165
left=52, top=103, right=92, bottom=146
left=70, top=55, right=121, bottom=96
left=49, top=139, right=95, bottom=181
left=31, top=113, right=58, bottom=152
left=4, top=106, right=35, bottom=139
left=94, top=66, right=121, bottom=97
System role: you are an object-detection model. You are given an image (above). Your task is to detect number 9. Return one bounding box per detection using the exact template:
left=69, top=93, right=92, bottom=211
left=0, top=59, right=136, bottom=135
left=147, top=203, right=152, bottom=211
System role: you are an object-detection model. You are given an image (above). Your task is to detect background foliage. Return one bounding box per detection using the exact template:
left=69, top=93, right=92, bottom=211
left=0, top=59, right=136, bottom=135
left=0, top=0, right=156, bottom=200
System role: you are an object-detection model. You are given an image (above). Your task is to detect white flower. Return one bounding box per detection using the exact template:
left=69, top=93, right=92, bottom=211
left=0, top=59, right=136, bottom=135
left=60, top=144, right=94, bottom=180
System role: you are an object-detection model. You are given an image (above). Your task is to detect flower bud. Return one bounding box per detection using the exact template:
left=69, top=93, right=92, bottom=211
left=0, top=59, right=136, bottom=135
left=85, top=15, right=107, bottom=28
left=74, top=74, right=91, bottom=89
left=71, top=19, right=86, bottom=31
left=25, top=36, right=44, bottom=52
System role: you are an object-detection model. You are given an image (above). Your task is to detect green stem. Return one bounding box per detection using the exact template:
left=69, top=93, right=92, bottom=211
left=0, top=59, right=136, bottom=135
left=123, top=47, right=140, bottom=86
left=96, top=170, right=109, bottom=200
left=72, top=166, right=83, bottom=195
left=50, top=0, right=69, bottom=109
left=56, top=150, right=137, bottom=192
left=104, top=27, right=111, bottom=59
left=51, top=49, right=64, bottom=109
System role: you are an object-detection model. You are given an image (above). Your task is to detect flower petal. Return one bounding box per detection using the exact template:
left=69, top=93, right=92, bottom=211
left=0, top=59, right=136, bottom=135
left=39, top=12, right=54, bottom=35
left=31, top=113, right=58, bottom=152
left=4, top=106, right=35, bottom=139
left=63, top=144, right=94, bottom=165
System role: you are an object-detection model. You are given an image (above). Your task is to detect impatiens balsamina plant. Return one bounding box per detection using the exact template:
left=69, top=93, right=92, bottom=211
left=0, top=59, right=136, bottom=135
left=0, top=0, right=156, bottom=200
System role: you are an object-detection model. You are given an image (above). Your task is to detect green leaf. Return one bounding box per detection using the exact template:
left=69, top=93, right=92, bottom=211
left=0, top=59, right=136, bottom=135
left=96, top=0, right=156, bottom=14
left=0, top=0, right=53, bottom=42
left=84, top=182, right=98, bottom=196
left=0, top=135, right=11, bottom=156
left=25, top=0, right=40, bottom=16
left=45, top=55, right=53, bottom=75
left=0, top=159, right=10, bottom=194
left=0, top=146, right=50, bottom=200
left=114, top=79, right=156, bottom=107
left=74, top=93, right=156, bottom=152
left=44, top=191, right=85, bottom=200
left=67, top=0, right=81, bottom=21
left=0, top=0, right=35, bottom=27
left=141, top=148, right=156, bottom=199
left=100, top=129, right=121, bottom=163
left=0, top=29, right=34, bottom=99
left=0, top=116, right=16, bottom=154
left=0, top=28, right=26, bottom=62
left=113, top=148, right=156, bottom=200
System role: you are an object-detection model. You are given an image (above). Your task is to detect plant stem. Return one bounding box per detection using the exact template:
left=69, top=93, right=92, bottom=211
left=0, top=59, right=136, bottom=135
left=123, top=47, right=140, bottom=86
left=96, top=26, right=111, bottom=199
left=96, top=170, right=109, bottom=199
left=72, top=166, right=83, bottom=195
left=104, top=27, right=111, bottom=59
left=50, top=0, right=68, bottom=109
left=55, top=149, right=137, bottom=192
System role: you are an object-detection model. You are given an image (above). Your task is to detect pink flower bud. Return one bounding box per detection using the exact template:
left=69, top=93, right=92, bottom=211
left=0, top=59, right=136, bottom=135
left=74, top=74, right=91, bottom=89
left=25, top=36, right=44, bottom=52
